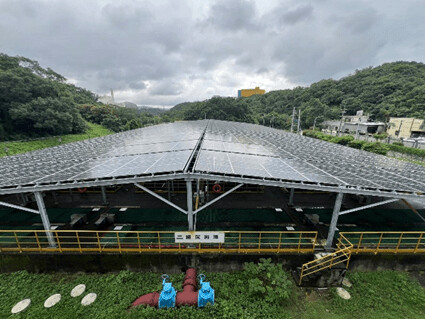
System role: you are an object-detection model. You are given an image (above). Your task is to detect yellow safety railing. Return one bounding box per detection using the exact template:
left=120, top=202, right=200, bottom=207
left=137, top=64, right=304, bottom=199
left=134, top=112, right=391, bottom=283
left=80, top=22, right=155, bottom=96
left=298, top=231, right=425, bottom=284
left=0, top=230, right=317, bottom=254
left=298, top=233, right=353, bottom=285
left=340, top=231, right=425, bottom=254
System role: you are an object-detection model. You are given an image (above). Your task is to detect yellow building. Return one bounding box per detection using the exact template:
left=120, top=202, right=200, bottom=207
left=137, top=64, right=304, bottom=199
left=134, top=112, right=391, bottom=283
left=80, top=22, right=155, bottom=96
left=387, top=117, right=425, bottom=138
left=237, top=87, right=265, bottom=98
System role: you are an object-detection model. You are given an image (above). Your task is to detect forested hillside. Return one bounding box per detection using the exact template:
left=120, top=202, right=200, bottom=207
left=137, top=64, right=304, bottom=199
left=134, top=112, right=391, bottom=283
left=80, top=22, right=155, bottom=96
left=0, top=53, right=163, bottom=140
left=0, top=54, right=97, bottom=140
left=166, top=62, right=425, bottom=129
left=1, top=52, right=424, bottom=141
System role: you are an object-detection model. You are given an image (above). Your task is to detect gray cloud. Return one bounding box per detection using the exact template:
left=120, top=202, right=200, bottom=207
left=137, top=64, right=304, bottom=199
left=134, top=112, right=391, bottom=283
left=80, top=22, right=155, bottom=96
left=0, top=0, right=424, bottom=106
left=205, top=0, right=258, bottom=31
left=149, top=81, right=183, bottom=96
left=279, top=5, right=315, bottom=25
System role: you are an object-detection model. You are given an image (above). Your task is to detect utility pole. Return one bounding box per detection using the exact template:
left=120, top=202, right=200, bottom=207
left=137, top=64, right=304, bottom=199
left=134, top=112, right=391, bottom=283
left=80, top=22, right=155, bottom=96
left=337, top=107, right=346, bottom=136
left=290, top=107, right=296, bottom=133
left=297, top=108, right=301, bottom=134
left=397, top=120, right=403, bottom=137
left=355, top=122, right=360, bottom=140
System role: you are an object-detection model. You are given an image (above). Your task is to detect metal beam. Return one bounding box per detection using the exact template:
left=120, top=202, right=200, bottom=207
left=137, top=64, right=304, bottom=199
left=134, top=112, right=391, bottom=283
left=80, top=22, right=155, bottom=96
left=101, top=186, right=108, bottom=205
left=326, top=192, right=344, bottom=249
left=34, top=191, right=56, bottom=247
left=187, top=180, right=194, bottom=231
left=339, top=198, right=399, bottom=215
left=1, top=172, right=425, bottom=202
left=401, top=199, right=425, bottom=222
left=134, top=183, right=187, bottom=215
left=0, top=200, right=39, bottom=214
left=194, top=183, right=244, bottom=215
left=289, top=188, right=295, bottom=206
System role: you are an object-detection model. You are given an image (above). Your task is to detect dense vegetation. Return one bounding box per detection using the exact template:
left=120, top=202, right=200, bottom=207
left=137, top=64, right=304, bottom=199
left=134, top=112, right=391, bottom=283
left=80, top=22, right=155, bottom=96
left=0, top=54, right=96, bottom=140
left=1, top=261, right=424, bottom=319
left=166, top=61, right=425, bottom=129
left=304, top=130, right=425, bottom=161
left=1, top=53, right=424, bottom=142
left=0, top=122, right=112, bottom=158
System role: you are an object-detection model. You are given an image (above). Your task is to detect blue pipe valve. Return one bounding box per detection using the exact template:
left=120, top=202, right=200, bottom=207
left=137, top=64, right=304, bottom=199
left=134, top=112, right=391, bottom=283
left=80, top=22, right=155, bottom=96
left=159, top=274, right=176, bottom=308
left=198, top=274, right=214, bottom=307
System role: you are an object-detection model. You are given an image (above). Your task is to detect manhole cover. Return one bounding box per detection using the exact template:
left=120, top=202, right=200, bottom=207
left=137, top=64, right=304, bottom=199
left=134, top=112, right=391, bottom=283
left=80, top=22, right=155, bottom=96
left=81, top=293, right=97, bottom=306
left=44, top=294, right=61, bottom=308
left=71, top=284, right=86, bottom=297
left=342, top=277, right=352, bottom=288
left=336, top=287, right=351, bottom=300
left=11, top=299, right=31, bottom=314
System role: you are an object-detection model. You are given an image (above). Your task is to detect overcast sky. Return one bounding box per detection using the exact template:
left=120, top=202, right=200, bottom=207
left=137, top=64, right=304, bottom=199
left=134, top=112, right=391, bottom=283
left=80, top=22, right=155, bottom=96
left=1, top=0, right=424, bottom=107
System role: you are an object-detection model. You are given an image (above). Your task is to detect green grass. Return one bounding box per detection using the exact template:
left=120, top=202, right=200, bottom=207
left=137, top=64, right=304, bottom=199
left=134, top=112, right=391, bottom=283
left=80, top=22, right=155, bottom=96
left=289, top=271, right=425, bottom=319
left=0, top=122, right=113, bottom=158
left=1, top=269, right=424, bottom=318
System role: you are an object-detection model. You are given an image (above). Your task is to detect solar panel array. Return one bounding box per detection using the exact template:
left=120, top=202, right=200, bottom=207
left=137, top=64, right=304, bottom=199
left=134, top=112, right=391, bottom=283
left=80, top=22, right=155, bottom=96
left=0, top=119, right=424, bottom=196
left=194, top=120, right=425, bottom=194
left=0, top=121, right=205, bottom=188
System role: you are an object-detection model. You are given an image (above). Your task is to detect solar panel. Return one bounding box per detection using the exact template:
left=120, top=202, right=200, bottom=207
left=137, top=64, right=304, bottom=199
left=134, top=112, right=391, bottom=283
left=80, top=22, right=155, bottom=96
left=0, top=121, right=206, bottom=187
left=194, top=120, right=425, bottom=194
left=0, top=119, right=424, bottom=197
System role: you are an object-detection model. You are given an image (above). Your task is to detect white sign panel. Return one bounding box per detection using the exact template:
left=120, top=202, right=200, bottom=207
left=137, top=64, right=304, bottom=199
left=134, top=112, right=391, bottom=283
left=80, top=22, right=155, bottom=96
left=175, top=232, right=225, bottom=243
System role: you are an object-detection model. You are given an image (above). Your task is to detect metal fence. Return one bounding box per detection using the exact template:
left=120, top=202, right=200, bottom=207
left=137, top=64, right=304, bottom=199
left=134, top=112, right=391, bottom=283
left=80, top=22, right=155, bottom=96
left=340, top=231, right=425, bottom=254
left=0, top=230, right=318, bottom=254
left=298, top=233, right=352, bottom=285
left=298, top=231, right=425, bottom=284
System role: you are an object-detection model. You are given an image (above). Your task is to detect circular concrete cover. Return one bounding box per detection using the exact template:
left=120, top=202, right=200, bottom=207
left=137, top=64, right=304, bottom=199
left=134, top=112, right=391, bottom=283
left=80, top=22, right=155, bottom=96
left=81, top=293, right=97, bottom=306
left=44, top=294, right=61, bottom=308
left=11, top=299, right=31, bottom=314
left=342, top=277, right=353, bottom=288
left=336, top=287, right=351, bottom=300
left=71, top=284, right=86, bottom=297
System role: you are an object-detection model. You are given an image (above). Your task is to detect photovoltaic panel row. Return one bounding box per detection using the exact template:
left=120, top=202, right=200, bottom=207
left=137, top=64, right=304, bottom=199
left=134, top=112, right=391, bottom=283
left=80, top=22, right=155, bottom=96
left=195, top=120, right=425, bottom=193
left=195, top=150, right=343, bottom=184
left=0, top=121, right=206, bottom=187
left=32, top=150, right=193, bottom=184
left=201, top=139, right=274, bottom=156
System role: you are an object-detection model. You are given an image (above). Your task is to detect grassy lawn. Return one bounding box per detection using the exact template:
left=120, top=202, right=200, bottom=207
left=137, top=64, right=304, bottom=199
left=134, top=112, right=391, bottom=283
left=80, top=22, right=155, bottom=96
left=0, top=122, right=113, bottom=158
left=1, top=268, right=424, bottom=319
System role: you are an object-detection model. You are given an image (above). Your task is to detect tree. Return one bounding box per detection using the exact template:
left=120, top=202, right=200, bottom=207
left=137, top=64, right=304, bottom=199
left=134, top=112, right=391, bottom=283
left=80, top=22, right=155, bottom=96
left=9, top=97, right=86, bottom=136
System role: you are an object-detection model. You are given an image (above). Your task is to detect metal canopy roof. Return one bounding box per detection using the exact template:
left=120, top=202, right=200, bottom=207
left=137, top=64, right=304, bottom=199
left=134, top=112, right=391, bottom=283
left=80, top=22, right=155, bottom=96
left=1, top=120, right=425, bottom=200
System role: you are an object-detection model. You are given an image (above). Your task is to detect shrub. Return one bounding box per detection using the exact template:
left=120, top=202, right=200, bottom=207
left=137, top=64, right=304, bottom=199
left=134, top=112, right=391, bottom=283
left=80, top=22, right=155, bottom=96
left=334, top=135, right=354, bottom=145
left=347, top=140, right=366, bottom=149
left=388, top=143, right=425, bottom=158
left=373, top=133, right=388, bottom=140
left=240, top=258, right=292, bottom=305
left=362, top=142, right=389, bottom=155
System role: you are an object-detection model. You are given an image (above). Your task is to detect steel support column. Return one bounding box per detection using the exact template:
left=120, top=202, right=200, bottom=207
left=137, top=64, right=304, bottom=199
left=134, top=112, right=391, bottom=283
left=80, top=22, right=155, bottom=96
left=289, top=188, right=295, bottom=206
left=326, top=192, right=344, bottom=249
left=167, top=181, right=171, bottom=201
left=101, top=186, right=108, bottom=205
left=187, top=180, right=194, bottom=231
left=19, top=193, right=27, bottom=206
left=34, top=191, right=56, bottom=247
